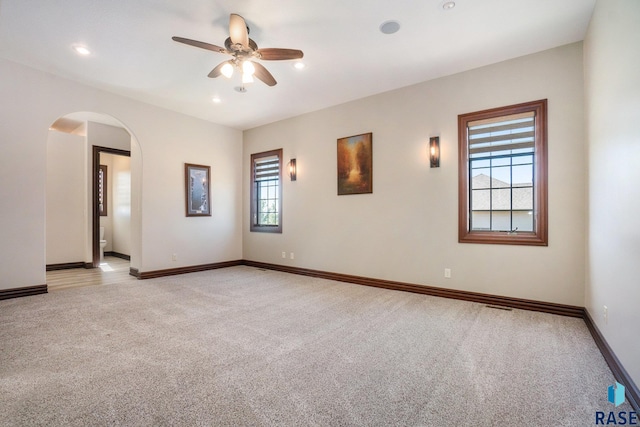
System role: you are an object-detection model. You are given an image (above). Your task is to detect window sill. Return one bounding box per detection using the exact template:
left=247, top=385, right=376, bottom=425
left=459, top=230, right=547, bottom=246
left=250, top=225, right=282, bottom=234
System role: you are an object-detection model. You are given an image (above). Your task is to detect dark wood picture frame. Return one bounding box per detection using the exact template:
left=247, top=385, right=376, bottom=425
left=337, top=132, right=373, bottom=195
left=185, top=163, right=211, bottom=217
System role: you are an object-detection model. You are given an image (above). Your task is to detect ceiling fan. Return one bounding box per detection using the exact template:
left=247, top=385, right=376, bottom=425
left=172, top=14, right=303, bottom=87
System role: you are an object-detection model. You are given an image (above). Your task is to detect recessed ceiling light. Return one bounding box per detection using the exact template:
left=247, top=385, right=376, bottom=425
left=293, top=61, right=306, bottom=70
left=442, top=1, right=456, bottom=10
left=379, top=20, right=400, bottom=35
left=72, top=45, right=91, bottom=56
left=212, top=96, right=221, bottom=104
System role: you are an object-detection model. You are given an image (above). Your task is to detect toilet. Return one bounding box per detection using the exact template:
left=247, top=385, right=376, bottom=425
left=99, top=226, right=107, bottom=261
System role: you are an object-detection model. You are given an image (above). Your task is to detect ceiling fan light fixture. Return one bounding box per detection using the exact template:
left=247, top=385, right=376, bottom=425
left=242, top=60, right=255, bottom=76
left=221, top=63, right=234, bottom=78
left=293, top=61, right=306, bottom=70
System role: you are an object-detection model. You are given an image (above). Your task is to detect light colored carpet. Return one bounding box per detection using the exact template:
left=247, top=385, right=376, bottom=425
left=0, top=266, right=631, bottom=426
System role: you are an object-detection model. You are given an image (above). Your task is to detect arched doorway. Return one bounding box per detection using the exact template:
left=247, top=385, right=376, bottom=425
left=46, top=112, right=142, bottom=277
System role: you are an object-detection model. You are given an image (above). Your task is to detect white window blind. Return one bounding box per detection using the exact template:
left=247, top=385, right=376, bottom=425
left=254, top=156, right=280, bottom=182
left=468, top=111, right=535, bottom=156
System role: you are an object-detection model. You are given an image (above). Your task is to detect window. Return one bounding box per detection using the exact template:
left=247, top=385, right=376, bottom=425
left=99, top=164, right=107, bottom=216
left=250, top=149, right=282, bottom=233
left=458, top=99, right=547, bottom=246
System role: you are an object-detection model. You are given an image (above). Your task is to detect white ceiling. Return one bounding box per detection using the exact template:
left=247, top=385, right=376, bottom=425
left=0, top=0, right=595, bottom=130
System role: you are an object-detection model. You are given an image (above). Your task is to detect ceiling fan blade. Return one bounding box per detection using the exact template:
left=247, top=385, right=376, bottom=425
left=252, top=62, right=277, bottom=86
left=256, top=48, right=304, bottom=60
left=208, top=60, right=231, bottom=78
left=172, top=36, right=228, bottom=54
left=229, top=14, right=249, bottom=48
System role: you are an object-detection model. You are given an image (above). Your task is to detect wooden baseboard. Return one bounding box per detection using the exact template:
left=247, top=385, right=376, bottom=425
left=583, top=309, right=639, bottom=411
left=105, top=252, right=130, bottom=261
left=46, top=262, right=85, bottom=271
left=136, top=260, right=244, bottom=279
left=0, top=284, right=48, bottom=300
left=129, top=267, right=140, bottom=279
left=243, top=261, right=584, bottom=318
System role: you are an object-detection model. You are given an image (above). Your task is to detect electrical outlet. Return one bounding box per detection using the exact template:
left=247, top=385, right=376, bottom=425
left=172, top=253, right=177, bottom=262
left=290, top=252, right=295, bottom=260
left=444, top=268, right=451, bottom=279
left=603, top=305, right=608, bottom=324
left=282, top=251, right=286, bottom=258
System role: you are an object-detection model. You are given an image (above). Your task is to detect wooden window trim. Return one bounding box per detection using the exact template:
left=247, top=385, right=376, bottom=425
left=458, top=99, right=548, bottom=246
left=250, top=148, right=283, bottom=233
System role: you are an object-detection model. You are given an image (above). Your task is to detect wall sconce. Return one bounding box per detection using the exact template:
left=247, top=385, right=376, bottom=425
left=429, top=136, right=440, bottom=168
left=288, top=158, right=297, bottom=181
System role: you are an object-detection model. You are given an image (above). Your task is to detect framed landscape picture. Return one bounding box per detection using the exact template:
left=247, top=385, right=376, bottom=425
left=337, top=132, right=372, bottom=195
left=185, top=163, right=211, bottom=217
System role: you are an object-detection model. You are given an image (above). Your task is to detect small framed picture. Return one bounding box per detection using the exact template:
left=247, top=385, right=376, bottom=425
left=337, top=132, right=373, bottom=195
left=185, top=163, right=211, bottom=217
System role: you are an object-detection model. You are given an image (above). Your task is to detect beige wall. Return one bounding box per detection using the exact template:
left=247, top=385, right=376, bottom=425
left=46, top=131, right=86, bottom=265
left=584, top=0, right=640, bottom=388
left=0, top=58, right=243, bottom=290
left=243, top=42, right=586, bottom=306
